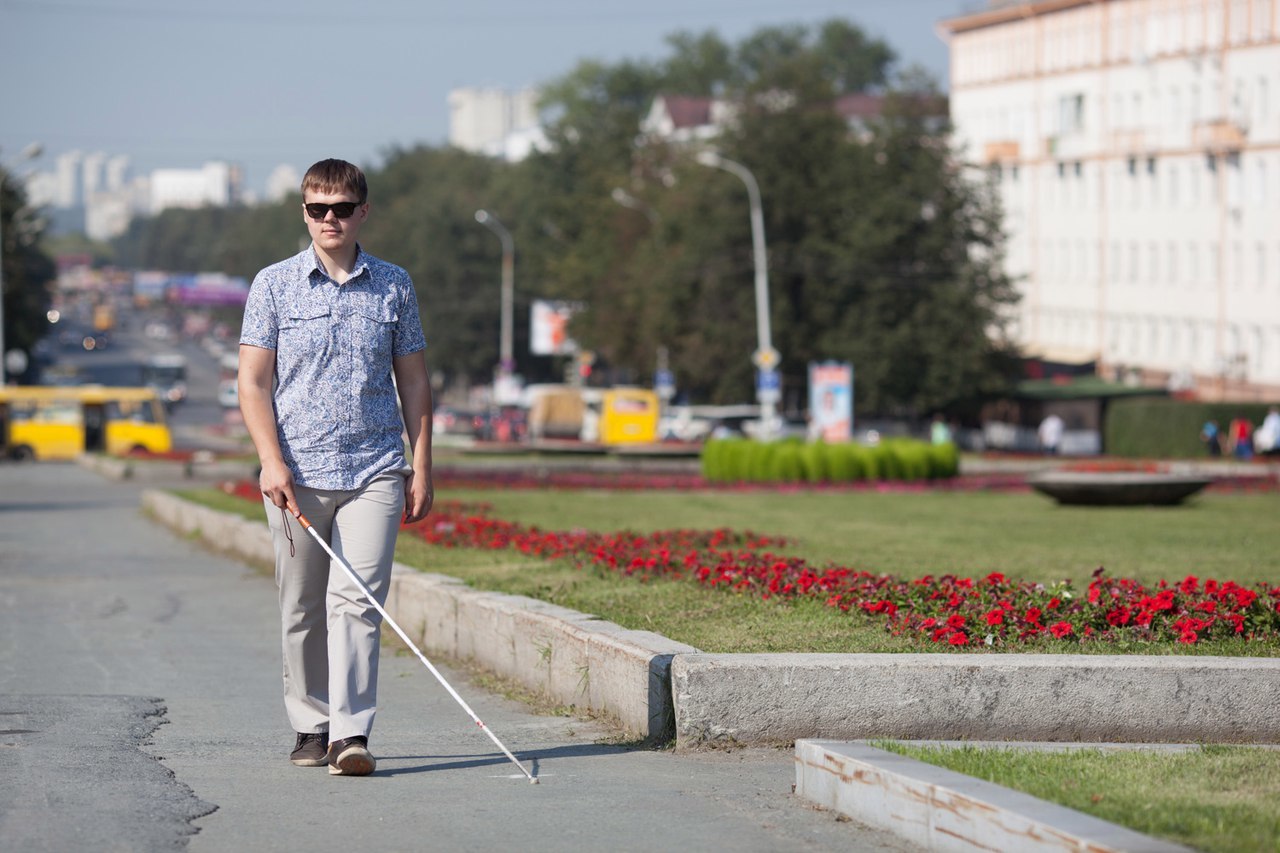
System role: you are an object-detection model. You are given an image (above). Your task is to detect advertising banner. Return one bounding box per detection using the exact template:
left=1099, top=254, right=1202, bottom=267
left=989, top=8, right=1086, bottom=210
left=530, top=300, right=580, bottom=356
left=809, top=361, right=853, bottom=442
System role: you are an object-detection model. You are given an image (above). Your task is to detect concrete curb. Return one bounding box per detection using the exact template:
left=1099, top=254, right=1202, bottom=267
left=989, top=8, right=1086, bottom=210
left=794, top=740, right=1192, bottom=853
left=670, top=653, right=1280, bottom=748
left=140, top=490, right=696, bottom=740
left=80, top=454, right=258, bottom=483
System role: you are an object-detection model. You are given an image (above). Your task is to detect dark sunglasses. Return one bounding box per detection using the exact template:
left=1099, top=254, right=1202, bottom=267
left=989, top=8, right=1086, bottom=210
left=304, top=201, right=361, bottom=220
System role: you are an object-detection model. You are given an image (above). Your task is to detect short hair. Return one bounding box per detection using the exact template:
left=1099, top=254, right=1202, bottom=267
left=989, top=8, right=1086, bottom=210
left=301, top=158, right=368, bottom=203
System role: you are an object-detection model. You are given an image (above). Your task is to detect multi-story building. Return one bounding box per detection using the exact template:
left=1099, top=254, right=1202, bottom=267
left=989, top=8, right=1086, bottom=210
left=149, top=161, right=241, bottom=213
left=940, top=0, right=1280, bottom=399
left=448, top=87, right=546, bottom=161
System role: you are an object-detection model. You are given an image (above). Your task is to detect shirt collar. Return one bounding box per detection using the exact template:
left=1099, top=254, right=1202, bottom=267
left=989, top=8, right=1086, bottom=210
left=304, top=243, right=370, bottom=283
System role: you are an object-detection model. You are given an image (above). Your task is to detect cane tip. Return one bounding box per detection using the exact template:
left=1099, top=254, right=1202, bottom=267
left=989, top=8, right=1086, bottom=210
left=530, top=776, right=540, bottom=785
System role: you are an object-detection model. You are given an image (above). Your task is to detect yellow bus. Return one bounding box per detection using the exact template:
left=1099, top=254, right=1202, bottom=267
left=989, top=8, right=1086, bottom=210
left=0, top=386, right=173, bottom=461
left=600, top=388, right=660, bottom=445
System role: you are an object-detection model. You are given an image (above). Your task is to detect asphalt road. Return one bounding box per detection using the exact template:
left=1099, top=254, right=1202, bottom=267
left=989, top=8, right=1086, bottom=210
left=0, top=462, right=915, bottom=853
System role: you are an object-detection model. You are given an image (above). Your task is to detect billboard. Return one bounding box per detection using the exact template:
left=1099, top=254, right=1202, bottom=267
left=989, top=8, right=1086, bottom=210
left=530, top=300, right=580, bottom=356
left=809, top=361, right=853, bottom=442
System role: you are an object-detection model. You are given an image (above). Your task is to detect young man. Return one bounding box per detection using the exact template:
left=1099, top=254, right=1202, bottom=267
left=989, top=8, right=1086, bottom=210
left=239, top=158, right=433, bottom=777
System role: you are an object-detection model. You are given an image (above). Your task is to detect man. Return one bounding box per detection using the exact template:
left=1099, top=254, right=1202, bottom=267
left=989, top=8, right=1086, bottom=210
left=1038, top=413, right=1064, bottom=455
left=239, top=158, right=433, bottom=777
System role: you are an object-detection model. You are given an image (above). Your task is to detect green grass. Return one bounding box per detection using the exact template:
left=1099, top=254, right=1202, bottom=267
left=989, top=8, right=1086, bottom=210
left=176, top=486, right=1280, bottom=655
left=875, top=741, right=1280, bottom=853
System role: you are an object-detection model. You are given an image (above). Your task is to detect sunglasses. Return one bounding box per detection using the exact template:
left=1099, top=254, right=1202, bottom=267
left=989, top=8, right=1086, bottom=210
left=304, top=201, right=361, bottom=220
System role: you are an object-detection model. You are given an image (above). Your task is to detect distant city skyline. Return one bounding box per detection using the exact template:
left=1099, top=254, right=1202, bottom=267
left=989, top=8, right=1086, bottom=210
left=1, top=0, right=971, bottom=196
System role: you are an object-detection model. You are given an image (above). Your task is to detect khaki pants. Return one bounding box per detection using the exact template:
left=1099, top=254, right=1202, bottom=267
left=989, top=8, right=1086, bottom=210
left=264, top=472, right=404, bottom=742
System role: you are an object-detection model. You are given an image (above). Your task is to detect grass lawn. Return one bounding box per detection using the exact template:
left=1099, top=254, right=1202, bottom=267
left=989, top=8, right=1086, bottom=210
left=877, top=741, right=1280, bottom=853
left=182, top=485, right=1280, bottom=656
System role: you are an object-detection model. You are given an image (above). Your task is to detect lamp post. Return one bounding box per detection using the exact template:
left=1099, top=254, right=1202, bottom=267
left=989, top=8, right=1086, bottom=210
left=694, top=150, right=780, bottom=436
left=0, top=142, right=43, bottom=385
left=474, top=209, right=514, bottom=385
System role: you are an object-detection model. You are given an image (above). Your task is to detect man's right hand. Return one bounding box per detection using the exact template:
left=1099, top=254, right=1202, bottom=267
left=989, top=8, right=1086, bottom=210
left=259, top=459, right=299, bottom=517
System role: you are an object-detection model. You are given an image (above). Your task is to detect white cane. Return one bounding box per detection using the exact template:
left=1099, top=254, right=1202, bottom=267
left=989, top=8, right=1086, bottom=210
left=293, top=510, right=538, bottom=784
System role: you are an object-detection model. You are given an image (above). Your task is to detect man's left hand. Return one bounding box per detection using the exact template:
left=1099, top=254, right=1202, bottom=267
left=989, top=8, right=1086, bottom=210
left=403, top=469, right=434, bottom=524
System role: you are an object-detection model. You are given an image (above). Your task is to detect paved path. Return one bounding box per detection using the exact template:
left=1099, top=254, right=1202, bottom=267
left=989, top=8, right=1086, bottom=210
left=0, top=462, right=913, bottom=852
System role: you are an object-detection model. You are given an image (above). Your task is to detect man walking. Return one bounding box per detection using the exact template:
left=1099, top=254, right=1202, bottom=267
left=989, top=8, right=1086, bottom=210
left=239, top=158, right=433, bottom=777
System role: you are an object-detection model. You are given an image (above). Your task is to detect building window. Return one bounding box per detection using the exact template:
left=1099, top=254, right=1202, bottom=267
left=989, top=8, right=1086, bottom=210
left=1130, top=243, right=1140, bottom=282
left=1058, top=93, right=1085, bottom=134
left=1168, top=242, right=1178, bottom=284
left=1110, top=240, right=1121, bottom=280
left=1168, top=163, right=1178, bottom=204
left=1149, top=242, right=1160, bottom=283
left=1257, top=243, right=1267, bottom=289
left=1189, top=244, right=1200, bottom=285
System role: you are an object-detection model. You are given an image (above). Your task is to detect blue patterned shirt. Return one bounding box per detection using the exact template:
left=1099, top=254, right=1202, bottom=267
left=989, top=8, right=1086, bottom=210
left=240, top=244, right=426, bottom=490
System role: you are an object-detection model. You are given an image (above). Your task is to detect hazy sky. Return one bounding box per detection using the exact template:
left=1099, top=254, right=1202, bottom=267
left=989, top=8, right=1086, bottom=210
left=1, top=0, right=975, bottom=194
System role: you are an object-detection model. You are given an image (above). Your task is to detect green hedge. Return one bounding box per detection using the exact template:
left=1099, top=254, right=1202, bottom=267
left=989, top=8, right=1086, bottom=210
left=1105, top=398, right=1278, bottom=458
left=701, top=437, right=958, bottom=484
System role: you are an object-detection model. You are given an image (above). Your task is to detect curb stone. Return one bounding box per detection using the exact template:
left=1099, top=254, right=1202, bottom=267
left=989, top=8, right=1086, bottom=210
left=669, top=652, right=1280, bottom=748
left=794, top=740, right=1193, bottom=853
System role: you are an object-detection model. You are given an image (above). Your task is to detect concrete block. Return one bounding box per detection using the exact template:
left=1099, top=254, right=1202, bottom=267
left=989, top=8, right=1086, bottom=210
left=672, top=653, right=1280, bottom=747
left=795, top=740, right=1191, bottom=853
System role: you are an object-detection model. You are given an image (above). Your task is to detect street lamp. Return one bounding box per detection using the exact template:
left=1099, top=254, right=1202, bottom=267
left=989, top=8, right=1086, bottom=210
left=474, top=209, right=514, bottom=380
left=0, top=142, right=43, bottom=385
left=694, top=150, right=780, bottom=436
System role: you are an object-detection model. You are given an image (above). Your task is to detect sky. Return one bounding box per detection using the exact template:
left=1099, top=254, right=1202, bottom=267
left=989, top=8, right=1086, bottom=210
left=1, top=0, right=976, bottom=196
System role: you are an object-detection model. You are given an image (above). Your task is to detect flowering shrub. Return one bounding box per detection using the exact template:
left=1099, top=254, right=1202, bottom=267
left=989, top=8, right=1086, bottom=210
left=220, top=480, right=1280, bottom=648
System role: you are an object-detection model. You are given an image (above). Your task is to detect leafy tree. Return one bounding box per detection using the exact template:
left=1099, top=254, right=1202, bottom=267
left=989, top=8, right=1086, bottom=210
left=1, top=166, right=55, bottom=376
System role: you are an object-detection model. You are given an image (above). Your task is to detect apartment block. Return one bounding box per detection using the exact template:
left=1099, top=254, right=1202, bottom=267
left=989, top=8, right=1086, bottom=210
left=940, top=0, right=1280, bottom=399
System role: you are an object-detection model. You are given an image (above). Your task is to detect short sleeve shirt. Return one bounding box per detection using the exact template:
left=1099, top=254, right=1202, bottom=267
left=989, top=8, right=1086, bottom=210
left=240, top=244, right=426, bottom=490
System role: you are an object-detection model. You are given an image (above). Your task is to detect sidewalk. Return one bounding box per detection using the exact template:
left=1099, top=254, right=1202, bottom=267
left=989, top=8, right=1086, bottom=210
left=0, top=462, right=911, bottom=852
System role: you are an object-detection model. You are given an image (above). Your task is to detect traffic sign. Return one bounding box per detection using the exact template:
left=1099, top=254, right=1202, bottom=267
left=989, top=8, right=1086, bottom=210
left=756, top=368, right=781, bottom=404
left=654, top=369, right=675, bottom=400
left=751, top=347, right=780, bottom=370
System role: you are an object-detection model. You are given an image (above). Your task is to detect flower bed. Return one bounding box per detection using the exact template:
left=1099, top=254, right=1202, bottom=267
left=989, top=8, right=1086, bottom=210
left=221, top=480, right=1280, bottom=648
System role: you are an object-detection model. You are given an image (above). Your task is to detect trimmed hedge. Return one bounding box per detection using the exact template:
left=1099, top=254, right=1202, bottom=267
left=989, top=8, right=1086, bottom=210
left=1106, top=398, right=1279, bottom=458
left=701, top=437, right=959, bottom=484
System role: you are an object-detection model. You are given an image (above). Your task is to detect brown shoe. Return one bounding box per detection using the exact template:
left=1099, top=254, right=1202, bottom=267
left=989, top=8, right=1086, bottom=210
left=290, top=732, right=329, bottom=767
left=328, top=736, right=375, bottom=776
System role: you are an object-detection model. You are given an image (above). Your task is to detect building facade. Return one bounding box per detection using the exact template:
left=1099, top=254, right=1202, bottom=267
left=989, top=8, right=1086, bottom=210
left=940, top=0, right=1280, bottom=399
left=447, top=87, right=546, bottom=161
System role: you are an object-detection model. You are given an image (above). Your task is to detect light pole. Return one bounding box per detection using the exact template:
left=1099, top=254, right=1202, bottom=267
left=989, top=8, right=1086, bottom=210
left=0, top=143, right=43, bottom=385
left=694, top=150, right=780, bottom=436
left=474, top=209, right=514, bottom=384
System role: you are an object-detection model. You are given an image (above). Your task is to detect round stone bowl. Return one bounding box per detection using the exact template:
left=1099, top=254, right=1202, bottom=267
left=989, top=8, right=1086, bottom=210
left=1028, top=471, right=1212, bottom=507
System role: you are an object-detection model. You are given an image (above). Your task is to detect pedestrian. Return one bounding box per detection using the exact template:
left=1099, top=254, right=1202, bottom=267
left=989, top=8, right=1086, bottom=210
left=1037, top=413, right=1064, bottom=455
left=1227, top=416, right=1254, bottom=461
left=1255, top=407, right=1280, bottom=456
left=1199, top=419, right=1222, bottom=457
left=238, top=158, right=434, bottom=777
left=930, top=414, right=952, bottom=446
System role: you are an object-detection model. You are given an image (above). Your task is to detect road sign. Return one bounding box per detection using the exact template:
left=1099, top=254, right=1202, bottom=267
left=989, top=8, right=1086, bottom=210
left=751, top=347, right=780, bottom=370
left=756, top=368, right=780, bottom=404
left=655, top=369, right=675, bottom=400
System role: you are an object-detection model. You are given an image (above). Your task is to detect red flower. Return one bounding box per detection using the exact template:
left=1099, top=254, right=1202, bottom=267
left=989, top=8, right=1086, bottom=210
left=984, top=609, right=1005, bottom=626
left=1178, top=630, right=1198, bottom=644
left=948, top=632, right=968, bottom=646
left=985, top=572, right=1006, bottom=585
left=946, top=613, right=967, bottom=630
left=1024, top=607, right=1043, bottom=624
left=1179, top=575, right=1199, bottom=595
left=1049, top=622, right=1074, bottom=638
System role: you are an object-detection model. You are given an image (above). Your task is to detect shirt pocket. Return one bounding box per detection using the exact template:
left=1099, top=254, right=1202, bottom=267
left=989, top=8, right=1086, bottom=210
left=350, top=302, right=399, bottom=361
left=278, top=300, right=333, bottom=355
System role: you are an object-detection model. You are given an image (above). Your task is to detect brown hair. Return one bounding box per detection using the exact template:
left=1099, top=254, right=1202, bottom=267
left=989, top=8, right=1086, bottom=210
left=301, top=158, right=368, bottom=203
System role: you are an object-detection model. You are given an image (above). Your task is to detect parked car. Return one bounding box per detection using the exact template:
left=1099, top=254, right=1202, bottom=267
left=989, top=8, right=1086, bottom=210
left=432, top=405, right=481, bottom=437
left=475, top=406, right=528, bottom=442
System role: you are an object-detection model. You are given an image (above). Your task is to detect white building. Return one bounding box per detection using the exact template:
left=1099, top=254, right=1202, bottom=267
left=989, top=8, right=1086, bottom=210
left=448, top=87, right=546, bottom=161
left=149, top=161, right=240, bottom=213
left=939, top=0, right=1280, bottom=400
left=265, top=163, right=301, bottom=203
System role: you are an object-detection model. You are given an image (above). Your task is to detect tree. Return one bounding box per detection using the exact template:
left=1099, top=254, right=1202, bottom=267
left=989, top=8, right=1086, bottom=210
left=1, top=166, right=55, bottom=377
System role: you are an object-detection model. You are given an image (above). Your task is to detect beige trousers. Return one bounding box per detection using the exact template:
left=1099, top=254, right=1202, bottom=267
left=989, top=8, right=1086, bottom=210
left=264, top=472, right=404, bottom=742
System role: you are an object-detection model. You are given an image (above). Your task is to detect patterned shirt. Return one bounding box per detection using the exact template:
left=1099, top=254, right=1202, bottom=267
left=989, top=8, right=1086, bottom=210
left=240, top=244, right=426, bottom=490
